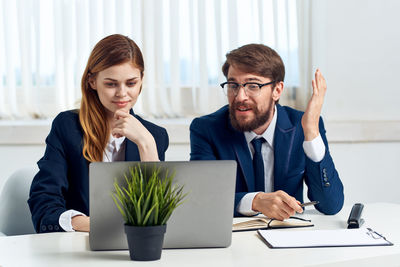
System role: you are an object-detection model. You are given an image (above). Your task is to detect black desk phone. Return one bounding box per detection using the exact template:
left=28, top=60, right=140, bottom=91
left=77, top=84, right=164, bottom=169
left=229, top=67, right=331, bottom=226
left=347, top=203, right=364, bottom=229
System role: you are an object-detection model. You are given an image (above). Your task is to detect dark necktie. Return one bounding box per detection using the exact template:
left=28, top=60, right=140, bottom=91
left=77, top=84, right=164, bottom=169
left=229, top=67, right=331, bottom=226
left=251, top=137, right=265, bottom=192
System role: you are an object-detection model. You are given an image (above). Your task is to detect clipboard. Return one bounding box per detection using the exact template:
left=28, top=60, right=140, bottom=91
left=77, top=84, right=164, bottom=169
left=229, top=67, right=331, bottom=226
left=258, top=227, right=393, bottom=249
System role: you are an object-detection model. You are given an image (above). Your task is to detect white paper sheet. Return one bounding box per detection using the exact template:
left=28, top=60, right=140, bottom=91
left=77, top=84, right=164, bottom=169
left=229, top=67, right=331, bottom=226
left=258, top=228, right=393, bottom=248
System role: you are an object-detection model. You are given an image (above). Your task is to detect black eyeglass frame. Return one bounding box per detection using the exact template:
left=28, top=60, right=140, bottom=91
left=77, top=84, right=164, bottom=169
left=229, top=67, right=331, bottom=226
left=220, top=80, right=276, bottom=97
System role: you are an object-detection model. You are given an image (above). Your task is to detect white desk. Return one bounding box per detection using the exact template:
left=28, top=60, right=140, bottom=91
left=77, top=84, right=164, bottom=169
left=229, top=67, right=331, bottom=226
left=1, top=203, right=400, bottom=267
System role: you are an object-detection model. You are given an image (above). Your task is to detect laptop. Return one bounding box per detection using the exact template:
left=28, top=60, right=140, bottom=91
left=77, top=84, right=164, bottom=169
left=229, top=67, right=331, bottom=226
left=89, top=160, right=237, bottom=250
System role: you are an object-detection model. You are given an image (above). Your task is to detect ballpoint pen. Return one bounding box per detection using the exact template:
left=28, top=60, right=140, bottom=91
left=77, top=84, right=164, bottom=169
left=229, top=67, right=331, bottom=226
left=300, top=201, right=319, bottom=207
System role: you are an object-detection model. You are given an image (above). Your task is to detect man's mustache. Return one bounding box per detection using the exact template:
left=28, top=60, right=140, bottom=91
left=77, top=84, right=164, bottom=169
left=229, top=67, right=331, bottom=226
left=232, top=101, right=253, bottom=110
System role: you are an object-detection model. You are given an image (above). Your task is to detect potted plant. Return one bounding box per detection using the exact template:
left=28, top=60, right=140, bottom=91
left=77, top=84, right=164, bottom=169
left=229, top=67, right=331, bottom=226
left=112, top=165, right=186, bottom=261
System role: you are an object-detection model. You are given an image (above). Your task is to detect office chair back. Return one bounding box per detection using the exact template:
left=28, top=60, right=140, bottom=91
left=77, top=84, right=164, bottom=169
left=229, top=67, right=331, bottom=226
left=0, top=166, right=38, bottom=235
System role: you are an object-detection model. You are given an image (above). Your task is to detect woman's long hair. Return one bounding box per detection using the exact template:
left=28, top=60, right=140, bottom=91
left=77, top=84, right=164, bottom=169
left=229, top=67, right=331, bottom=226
left=79, top=34, right=144, bottom=162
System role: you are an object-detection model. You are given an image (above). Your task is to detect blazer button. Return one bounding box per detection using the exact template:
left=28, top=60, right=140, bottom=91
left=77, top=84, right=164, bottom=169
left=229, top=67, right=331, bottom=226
left=41, top=225, right=47, bottom=232
left=324, top=182, right=331, bottom=187
left=54, top=225, right=60, bottom=231
left=323, top=168, right=327, bottom=174
left=324, top=177, right=328, bottom=182
left=48, top=225, right=53, bottom=231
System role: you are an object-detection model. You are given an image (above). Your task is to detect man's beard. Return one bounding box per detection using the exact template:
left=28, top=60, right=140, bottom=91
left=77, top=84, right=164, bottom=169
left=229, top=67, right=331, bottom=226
left=229, top=101, right=272, bottom=132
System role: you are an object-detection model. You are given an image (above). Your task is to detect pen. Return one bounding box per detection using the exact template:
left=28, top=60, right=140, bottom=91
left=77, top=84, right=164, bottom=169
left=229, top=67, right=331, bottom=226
left=300, top=201, right=319, bottom=207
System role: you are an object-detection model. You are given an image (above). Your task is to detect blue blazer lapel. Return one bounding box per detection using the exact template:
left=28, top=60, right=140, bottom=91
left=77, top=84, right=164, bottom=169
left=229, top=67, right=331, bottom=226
left=227, top=120, right=255, bottom=192
left=125, top=139, right=140, bottom=161
left=125, top=109, right=141, bottom=161
left=273, top=105, right=296, bottom=190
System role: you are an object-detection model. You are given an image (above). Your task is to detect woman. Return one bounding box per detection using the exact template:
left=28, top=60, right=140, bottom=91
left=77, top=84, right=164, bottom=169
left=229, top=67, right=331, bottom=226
left=28, top=34, right=169, bottom=233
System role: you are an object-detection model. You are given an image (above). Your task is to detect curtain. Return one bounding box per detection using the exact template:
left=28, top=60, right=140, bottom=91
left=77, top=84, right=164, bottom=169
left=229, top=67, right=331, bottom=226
left=296, top=0, right=312, bottom=111
left=0, top=0, right=299, bottom=119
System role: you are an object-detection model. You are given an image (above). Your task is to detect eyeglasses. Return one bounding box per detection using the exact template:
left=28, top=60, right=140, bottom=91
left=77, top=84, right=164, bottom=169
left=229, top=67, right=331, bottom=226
left=220, top=81, right=276, bottom=97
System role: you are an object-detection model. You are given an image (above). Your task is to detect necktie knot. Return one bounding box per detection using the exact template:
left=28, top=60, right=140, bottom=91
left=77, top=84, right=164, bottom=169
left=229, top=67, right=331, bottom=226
left=251, top=137, right=265, bottom=153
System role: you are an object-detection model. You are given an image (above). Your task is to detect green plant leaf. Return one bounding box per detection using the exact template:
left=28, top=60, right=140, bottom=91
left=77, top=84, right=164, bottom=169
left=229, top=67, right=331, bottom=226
left=111, top=165, right=187, bottom=226
left=142, top=202, right=158, bottom=225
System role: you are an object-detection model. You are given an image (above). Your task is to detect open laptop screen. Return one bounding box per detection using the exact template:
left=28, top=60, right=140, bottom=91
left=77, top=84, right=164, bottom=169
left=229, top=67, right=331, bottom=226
left=89, top=160, right=236, bottom=250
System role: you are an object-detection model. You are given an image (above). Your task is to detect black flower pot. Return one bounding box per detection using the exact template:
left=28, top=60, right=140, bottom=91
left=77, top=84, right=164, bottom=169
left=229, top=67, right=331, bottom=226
left=124, top=224, right=167, bottom=261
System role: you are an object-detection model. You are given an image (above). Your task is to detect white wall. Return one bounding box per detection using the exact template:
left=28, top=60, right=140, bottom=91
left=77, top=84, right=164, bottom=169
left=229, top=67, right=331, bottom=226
left=329, top=142, right=400, bottom=205
left=311, top=0, right=400, bottom=121
left=0, top=145, right=45, bottom=193
left=307, top=0, right=400, bottom=205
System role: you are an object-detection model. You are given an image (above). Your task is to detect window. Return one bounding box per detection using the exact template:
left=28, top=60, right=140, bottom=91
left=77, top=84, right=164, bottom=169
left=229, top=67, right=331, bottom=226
left=0, top=0, right=299, bottom=119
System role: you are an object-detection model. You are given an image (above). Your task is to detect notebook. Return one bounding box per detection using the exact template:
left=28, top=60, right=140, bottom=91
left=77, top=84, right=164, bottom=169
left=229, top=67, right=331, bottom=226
left=233, top=216, right=314, bottom=232
left=258, top=227, right=393, bottom=248
left=89, top=160, right=237, bottom=250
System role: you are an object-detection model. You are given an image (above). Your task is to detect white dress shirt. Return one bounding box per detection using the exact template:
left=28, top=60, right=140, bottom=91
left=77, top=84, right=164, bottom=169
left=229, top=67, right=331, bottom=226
left=237, top=106, right=326, bottom=216
left=59, top=135, right=126, bottom=232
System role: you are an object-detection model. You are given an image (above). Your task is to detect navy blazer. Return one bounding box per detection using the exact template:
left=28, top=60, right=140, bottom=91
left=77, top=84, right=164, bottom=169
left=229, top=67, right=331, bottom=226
left=190, top=104, right=344, bottom=216
left=28, top=109, right=169, bottom=233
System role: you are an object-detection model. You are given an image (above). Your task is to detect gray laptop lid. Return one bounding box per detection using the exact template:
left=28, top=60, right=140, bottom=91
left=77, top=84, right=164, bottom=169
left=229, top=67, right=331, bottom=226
left=89, top=160, right=237, bottom=250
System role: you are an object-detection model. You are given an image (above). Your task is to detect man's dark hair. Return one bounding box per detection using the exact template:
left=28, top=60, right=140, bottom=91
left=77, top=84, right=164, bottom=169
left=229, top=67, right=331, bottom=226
left=222, top=44, right=285, bottom=82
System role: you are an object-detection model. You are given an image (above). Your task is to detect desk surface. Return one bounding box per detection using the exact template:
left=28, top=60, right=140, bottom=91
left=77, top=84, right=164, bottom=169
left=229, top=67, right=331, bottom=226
left=1, top=203, right=400, bottom=267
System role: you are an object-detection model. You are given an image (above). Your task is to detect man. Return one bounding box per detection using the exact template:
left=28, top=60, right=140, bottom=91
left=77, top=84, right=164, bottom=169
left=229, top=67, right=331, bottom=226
left=190, top=44, right=344, bottom=219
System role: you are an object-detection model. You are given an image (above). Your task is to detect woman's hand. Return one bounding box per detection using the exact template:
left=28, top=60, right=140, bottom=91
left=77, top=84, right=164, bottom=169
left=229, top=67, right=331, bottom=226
left=71, top=215, right=90, bottom=232
left=111, top=109, right=159, bottom=161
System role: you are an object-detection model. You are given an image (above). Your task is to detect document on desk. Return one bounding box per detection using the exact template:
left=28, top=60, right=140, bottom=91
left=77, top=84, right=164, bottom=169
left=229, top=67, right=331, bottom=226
left=258, top=228, right=393, bottom=248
